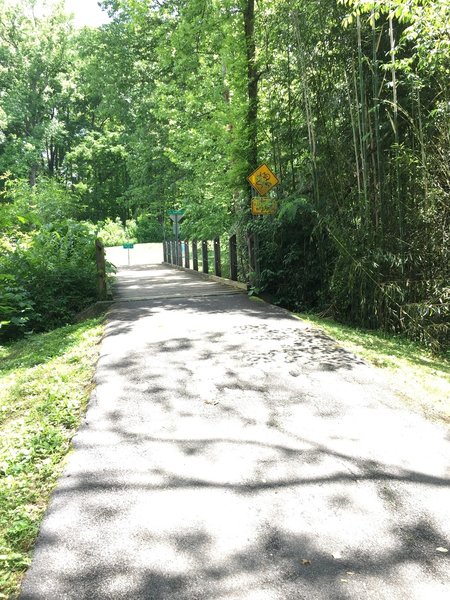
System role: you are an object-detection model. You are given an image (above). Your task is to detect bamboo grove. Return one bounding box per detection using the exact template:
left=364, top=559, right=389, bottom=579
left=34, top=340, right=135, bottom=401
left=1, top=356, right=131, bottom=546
left=0, top=0, right=449, bottom=351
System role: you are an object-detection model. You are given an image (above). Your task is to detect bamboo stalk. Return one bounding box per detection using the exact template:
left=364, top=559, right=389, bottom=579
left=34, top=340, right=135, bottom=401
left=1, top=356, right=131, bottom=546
left=344, top=69, right=362, bottom=198
left=356, top=15, right=369, bottom=225
left=292, top=10, right=319, bottom=206
left=286, top=21, right=296, bottom=190
left=371, top=12, right=382, bottom=234
left=388, top=12, right=403, bottom=262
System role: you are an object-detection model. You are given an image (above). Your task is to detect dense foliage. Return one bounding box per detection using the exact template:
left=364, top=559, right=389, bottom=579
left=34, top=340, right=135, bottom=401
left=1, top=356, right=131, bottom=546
left=0, top=0, right=448, bottom=351
left=0, top=177, right=99, bottom=338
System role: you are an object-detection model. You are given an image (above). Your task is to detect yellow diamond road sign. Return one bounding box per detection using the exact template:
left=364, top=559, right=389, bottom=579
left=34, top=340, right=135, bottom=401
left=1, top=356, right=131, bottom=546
left=251, top=197, right=278, bottom=216
left=247, top=163, right=279, bottom=196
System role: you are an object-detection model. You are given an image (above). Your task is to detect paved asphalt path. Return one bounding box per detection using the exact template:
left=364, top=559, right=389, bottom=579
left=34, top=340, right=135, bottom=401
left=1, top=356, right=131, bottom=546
left=20, top=265, right=450, bottom=599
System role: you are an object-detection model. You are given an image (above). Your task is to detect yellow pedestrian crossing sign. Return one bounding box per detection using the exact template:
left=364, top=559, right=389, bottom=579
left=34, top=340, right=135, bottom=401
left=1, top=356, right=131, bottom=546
left=247, top=163, right=279, bottom=196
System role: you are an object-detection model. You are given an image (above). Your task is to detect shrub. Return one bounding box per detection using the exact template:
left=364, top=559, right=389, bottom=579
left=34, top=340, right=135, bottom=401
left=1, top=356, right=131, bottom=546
left=1, top=177, right=81, bottom=227
left=134, top=214, right=163, bottom=242
left=97, top=217, right=137, bottom=246
left=0, top=274, right=35, bottom=339
left=97, top=217, right=128, bottom=246
left=1, top=221, right=98, bottom=337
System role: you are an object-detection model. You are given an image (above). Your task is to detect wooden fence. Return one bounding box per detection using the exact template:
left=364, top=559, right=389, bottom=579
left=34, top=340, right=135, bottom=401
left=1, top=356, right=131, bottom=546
left=163, top=235, right=239, bottom=282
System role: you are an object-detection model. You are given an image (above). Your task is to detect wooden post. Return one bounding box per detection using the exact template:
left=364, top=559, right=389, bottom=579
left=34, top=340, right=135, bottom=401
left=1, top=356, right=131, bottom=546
left=178, top=240, right=183, bottom=266
left=254, top=231, right=261, bottom=281
left=184, top=241, right=190, bottom=268
left=229, top=234, right=238, bottom=281
left=202, top=241, right=209, bottom=274
left=248, top=234, right=257, bottom=286
left=192, top=241, right=198, bottom=271
left=167, top=241, right=171, bottom=263
left=95, top=239, right=107, bottom=300
left=172, top=241, right=176, bottom=265
left=214, top=237, right=222, bottom=277
left=163, top=241, right=167, bottom=263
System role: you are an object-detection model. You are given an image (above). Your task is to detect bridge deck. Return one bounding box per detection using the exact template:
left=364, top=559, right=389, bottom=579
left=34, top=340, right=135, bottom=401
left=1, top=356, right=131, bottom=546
left=113, top=264, right=244, bottom=301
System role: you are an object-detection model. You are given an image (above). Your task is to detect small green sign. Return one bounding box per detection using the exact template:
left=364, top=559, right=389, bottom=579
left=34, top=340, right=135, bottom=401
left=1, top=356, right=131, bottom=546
left=123, top=243, right=134, bottom=249
left=168, top=209, right=185, bottom=215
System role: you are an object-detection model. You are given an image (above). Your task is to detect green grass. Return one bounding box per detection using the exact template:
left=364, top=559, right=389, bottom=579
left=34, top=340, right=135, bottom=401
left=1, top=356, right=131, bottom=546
left=297, top=313, right=450, bottom=424
left=0, top=319, right=104, bottom=599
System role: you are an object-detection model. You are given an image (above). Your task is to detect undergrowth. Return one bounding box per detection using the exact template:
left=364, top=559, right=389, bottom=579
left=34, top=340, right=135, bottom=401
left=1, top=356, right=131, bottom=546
left=0, top=318, right=104, bottom=599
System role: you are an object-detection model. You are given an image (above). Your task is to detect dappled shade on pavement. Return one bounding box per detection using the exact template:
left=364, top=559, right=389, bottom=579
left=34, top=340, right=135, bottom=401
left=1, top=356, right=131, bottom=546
left=20, top=268, right=450, bottom=600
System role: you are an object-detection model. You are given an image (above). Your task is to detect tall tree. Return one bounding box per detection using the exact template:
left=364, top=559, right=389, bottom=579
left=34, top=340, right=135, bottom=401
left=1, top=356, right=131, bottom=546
left=0, top=0, right=75, bottom=184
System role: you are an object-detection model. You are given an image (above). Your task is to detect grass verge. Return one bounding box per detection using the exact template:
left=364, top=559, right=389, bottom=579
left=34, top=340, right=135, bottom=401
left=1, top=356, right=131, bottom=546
left=296, top=314, right=450, bottom=424
left=0, top=318, right=104, bottom=599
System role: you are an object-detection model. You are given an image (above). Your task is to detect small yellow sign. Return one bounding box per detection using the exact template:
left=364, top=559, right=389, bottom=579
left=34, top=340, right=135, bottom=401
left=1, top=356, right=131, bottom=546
left=251, top=197, right=278, bottom=216
left=247, top=163, right=280, bottom=196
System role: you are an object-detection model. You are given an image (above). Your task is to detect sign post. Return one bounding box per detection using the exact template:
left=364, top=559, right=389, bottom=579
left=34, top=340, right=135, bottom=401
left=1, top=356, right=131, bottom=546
left=168, top=210, right=185, bottom=266
left=246, top=164, right=280, bottom=286
left=122, top=242, right=134, bottom=266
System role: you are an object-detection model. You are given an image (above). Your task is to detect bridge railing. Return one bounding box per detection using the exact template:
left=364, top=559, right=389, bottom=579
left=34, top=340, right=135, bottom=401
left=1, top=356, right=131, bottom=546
left=163, top=235, right=239, bottom=282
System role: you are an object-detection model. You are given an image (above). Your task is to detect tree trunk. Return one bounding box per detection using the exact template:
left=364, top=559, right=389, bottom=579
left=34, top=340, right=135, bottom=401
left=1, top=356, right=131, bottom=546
left=29, top=164, right=38, bottom=187
left=243, top=0, right=258, bottom=173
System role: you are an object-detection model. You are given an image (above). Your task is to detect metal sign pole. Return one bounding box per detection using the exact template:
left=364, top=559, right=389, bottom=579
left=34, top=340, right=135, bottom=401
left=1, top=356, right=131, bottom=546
left=250, top=187, right=260, bottom=284
left=128, top=248, right=130, bottom=266
left=246, top=164, right=280, bottom=287
left=168, top=210, right=185, bottom=267
left=175, top=216, right=179, bottom=265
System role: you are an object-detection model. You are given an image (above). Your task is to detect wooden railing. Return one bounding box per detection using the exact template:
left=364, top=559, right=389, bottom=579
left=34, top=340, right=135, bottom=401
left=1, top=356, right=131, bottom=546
left=163, top=235, right=239, bottom=282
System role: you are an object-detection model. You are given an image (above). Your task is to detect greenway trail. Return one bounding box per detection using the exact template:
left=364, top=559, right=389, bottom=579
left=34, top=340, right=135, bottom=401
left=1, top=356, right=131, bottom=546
left=20, top=263, right=449, bottom=600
